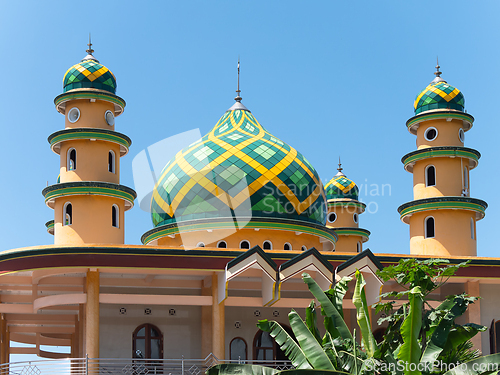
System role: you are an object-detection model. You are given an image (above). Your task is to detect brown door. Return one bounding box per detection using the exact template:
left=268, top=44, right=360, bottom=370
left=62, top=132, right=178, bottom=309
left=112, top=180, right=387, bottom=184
left=133, top=323, right=164, bottom=359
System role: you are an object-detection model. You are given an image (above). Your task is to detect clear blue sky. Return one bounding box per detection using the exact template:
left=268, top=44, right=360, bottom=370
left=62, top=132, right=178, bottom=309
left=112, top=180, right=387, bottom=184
left=0, top=1, right=499, bottom=258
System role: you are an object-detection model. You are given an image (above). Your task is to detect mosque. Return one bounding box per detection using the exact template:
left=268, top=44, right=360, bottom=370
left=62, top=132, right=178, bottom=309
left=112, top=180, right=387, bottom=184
left=0, top=42, right=498, bottom=370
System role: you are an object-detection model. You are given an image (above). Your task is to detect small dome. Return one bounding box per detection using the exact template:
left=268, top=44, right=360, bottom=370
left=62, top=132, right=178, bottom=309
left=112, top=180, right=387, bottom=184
left=151, top=107, right=327, bottom=227
left=414, top=80, right=464, bottom=115
left=325, top=171, right=359, bottom=201
left=63, top=57, right=117, bottom=94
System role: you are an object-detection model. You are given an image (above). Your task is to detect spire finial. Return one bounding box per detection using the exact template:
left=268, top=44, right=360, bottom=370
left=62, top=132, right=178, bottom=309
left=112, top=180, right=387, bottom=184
left=434, top=56, right=442, bottom=78
left=235, top=57, right=242, bottom=102
left=86, top=33, right=94, bottom=55
left=338, top=157, right=343, bottom=172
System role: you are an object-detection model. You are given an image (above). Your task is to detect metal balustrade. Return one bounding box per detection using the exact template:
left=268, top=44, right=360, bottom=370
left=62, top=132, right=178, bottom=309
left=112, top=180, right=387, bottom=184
left=0, top=354, right=293, bottom=374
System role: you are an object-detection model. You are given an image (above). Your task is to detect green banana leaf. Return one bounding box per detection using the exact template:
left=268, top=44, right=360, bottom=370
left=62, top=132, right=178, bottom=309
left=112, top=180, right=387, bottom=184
left=305, top=301, right=322, bottom=344
left=328, top=276, right=352, bottom=319
left=302, top=273, right=353, bottom=342
left=420, top=294, right=471, bottom=365
left=257, top=319, right=312, bottom=369
left=274, top=369, right=351, bottom=375
left=441, top=353, right=500, bottom=375
left=441, top=323, right=486, bottom=357
left=352, top=270, right=377, bottom=357
left=288, top=309, right=336, bottom=370
left=397, top=286, right=423, bottom=375
left=206, top=364, right=278, bottom=375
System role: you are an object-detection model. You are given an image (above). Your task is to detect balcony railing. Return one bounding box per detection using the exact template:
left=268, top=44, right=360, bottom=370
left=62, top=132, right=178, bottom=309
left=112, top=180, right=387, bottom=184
left=0, top=354, right=293, bottom=374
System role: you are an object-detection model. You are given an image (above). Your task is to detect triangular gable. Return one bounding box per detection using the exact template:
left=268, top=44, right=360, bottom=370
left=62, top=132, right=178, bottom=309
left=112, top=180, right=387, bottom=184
left=335, top=249, right=384, bottom=306
left=219, top=246, right=277, bottom=306
left=269, top=248, right=333, bottom=306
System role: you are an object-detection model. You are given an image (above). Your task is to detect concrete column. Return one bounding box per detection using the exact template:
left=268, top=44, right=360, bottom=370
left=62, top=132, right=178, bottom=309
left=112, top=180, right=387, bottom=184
left=211, top=273, right=225, bottom=359
left=466, top=280, right=482, bottom=351
left=79, top=304, right=85, bottom=357
left=201, top=277, right=212, bottom=357
left=0, top=314, right=6, bottom=364
left=85, top=270, right=100, bottom=358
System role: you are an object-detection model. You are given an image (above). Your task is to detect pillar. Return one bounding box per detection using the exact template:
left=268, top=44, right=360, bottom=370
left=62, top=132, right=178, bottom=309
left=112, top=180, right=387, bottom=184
left=0, top=314, right=6, bottom=364
left=85, top=270, right=100, bottom=358
left=211, top=273, right=225, bottom=359
left=466, top=280, right=482, bottom=351
left=201, top=277, right=212, bottom=357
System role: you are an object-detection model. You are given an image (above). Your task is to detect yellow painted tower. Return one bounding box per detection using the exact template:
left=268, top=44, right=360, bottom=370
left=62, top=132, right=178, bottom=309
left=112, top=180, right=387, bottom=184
left=398, top=63, right=487, bottom=256
left=43, top=41, right=136, bottom=245
left=324, top=161, right=369, bottom=253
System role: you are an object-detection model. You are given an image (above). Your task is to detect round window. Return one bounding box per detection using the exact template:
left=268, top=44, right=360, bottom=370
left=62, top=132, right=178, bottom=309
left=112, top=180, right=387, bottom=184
left=301, top=245, right=307, bottom=251
left=327, top=212, right=337, bottom=223
left=105, top=110, right=115, bottom=126
left=424, top=127, right=438, bottom=141
left=458, top=128, right=465, bottom=143
left=68, top=107, right=80, bottom=123
left=353, top=213, right=359, bottom=224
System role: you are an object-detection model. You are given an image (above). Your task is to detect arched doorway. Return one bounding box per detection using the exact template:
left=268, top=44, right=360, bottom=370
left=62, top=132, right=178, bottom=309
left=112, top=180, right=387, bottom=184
left=132, top=323, right=164, bottom=359
left=253, top=325, right=294, bottom=361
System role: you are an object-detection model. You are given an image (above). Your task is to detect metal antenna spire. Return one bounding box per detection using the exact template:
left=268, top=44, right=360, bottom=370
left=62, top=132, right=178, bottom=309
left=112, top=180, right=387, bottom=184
left=338, top=157, right=343, bottom=172
left=235, top=58, right=242, bottom=102
left=434, top=56, right=442, bottom=78
left=86, top=33, right=94, bottom=55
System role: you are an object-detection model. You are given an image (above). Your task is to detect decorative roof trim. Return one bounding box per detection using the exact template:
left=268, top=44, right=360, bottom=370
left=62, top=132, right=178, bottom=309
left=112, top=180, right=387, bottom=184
left=327, top=199, right=366, bottom=212
left=45, top=220, right=54, bottom=235
left=402, top=146, right=480, bottom=173
left=406, top=110, right=474, bottom=135
left=48, top=128, right=131, bottom=156
left=42, top=182, right=136, bottom=210
left=54, top=90, right=126, bottom=116
left=141, top=217, right=338, bottom=245
left=336, top=249, right=383, bottom=273
left=333, top=227, right=370, bottom=242
left=398, top=197, right=488, bottom=224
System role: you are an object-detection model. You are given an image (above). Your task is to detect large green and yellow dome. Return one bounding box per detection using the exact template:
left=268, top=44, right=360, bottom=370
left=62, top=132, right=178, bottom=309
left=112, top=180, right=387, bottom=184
left=150, top=105, right=327, bottom=227
left=63, top=55, right=117, bottom=94
left=414, top=68, right=464, bottom=115
left=325, top=170, right=359, bottom=201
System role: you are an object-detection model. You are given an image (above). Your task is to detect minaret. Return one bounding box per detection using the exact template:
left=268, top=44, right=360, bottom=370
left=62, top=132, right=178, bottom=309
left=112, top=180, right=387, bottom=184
left=324, top=160, right=370, bottom=253
left=398, top=63, right=487, bottom=256
left=43, top=40, right=136, bottom=245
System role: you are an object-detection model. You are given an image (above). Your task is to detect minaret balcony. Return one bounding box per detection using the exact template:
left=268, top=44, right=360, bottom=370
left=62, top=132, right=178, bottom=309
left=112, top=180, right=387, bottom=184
left=402, top=146, right=480, bottom=173
left=49, top=128, right=131, bottom=156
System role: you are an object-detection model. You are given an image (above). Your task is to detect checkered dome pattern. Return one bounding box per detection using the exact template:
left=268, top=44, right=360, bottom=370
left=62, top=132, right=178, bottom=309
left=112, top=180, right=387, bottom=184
left=63, top=59, right=117, bottom=94
left=414, top=81, right=464, bottom=115
left=151, top=109, right=327, bottom=227
left=325, top=175, right=358, bottom=200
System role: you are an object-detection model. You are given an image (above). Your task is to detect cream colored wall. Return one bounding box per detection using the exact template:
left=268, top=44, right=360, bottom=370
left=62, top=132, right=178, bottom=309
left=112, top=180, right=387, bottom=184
left=335, top=236, right=362, bottom=253
left=416, top=119, right=464, bottom=149
left=54, top=196, right=125, bottom=245
left=409, top=210, right=476, bottom=256
left=156, top=227, right=335, bottom=251
left=59, top=140, right=121, bottom=184
left=99, top=304, right=202, bottom=359
left=479, top=284, right=498, bottom=355
left=326, top=206, right=360, bottom=228
left=413, top=158, right=470, bottom=199
left=65, top=100, right=115, bottom=130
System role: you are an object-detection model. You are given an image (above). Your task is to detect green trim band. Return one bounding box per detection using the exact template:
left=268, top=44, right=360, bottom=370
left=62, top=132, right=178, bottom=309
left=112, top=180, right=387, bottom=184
left=54, top=90, right=126, bottom=116
left=327, top=199, right=366, bottom=212
left=398, top=197, right=487, bottom=223
left=141, top=217, right=338, bottom=245
left=48, top=128, right=132, bottom=156
left=45, top=220, right=54, bottom=235
left=406, top=110, right=474, bottom=135
left=333, top=227, right=370, bottom=242
left=402, top=146, right=480, bottom=172
left=42, top=182, right=136, bottom=210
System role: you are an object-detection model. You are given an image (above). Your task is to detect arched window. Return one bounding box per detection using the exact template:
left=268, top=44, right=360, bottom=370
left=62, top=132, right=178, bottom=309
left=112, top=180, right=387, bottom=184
left=471, top=218, right=475, bottom=240
left=67, top=148, right=77, bottom=171
left=425, top=216, right=435, bottom=238
left=253, top=326, right=294, bottom=361
left=240, top=240, right=250, bottom=249
left=464, top=167, right=469, bottom=190
left=263, top=241, right=272, bottom=250
left=112, top=204, right=119, bottom=228
left=108, top=151, right=116, bottom=173
left=425, top=165, right=436, bottom=187
left=132, top=323, right=163, bottom=359
left=230, top=337, right=248, bottom=360
left=197, top=242, right=205, bottom=248
left=301, top=245, right=307, bottom=251
left=490, top=320, right=500, bottom=354
left=217, top=241, right=227, bottom=248
left=63, top=202, right=72, bottom=226
left=357, top=242, right=361, bottom=253
left=283, top=242, right=292, bottom=251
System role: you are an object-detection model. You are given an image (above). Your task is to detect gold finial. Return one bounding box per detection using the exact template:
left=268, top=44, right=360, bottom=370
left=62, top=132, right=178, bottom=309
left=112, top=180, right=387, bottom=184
left=434, top=56, right=442, bottom=78
left=235, top=57, right=242, bottom=102
left=338, top=157, right=343, bottom=172
left=86, top=33, right=94, bottom=55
